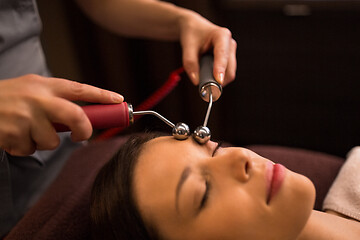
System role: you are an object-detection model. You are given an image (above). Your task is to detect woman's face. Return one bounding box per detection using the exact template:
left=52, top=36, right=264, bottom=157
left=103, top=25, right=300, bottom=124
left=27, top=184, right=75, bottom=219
left=133, top=137, right=315, bottom=240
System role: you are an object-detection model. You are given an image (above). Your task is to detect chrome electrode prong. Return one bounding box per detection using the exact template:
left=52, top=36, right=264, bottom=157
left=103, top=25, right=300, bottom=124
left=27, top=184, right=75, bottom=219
left=203, top=89, right=213, bottom=127
left=133, top=110, right=175, bottom=128
left=133, top=110, right=190, bottom=140
left=193, top=89, right=212, bottom=144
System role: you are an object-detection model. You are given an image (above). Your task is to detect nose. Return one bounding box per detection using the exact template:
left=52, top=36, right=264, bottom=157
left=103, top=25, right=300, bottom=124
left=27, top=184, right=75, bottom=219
left=207, top=148, right=251, bottom=183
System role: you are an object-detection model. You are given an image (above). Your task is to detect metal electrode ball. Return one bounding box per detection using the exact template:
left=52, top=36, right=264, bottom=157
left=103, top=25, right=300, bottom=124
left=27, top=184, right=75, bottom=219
left=193, top=126, right=211, bottom=144
left=172, top=122, right=191, bottom=140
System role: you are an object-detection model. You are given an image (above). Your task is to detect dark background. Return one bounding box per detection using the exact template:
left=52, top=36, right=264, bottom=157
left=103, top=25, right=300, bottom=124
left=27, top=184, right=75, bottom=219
left=37, top=0, right=360, bottom=157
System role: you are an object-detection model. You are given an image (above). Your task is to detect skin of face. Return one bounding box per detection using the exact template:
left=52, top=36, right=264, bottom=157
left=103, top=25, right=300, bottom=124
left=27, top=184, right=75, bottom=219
left=133, top=137, right=316, bottom=240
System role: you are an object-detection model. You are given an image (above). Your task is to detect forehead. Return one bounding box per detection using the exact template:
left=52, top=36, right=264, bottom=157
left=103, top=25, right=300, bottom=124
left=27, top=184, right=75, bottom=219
left=132, top=137, right=209, bottom=222
left=134, top=136, right=207, bottom=191
left=137, top=136, right=210, bottom=170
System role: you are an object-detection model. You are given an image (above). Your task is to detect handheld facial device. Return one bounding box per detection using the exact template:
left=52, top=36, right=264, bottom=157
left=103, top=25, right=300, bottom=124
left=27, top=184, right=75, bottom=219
left=193, top=54, right=222, bottom=144
left=132, top=110, right=191, bottom=140
left=54, top=102, right=191, bottom=141
left=55, top=54, right=221, bottom=144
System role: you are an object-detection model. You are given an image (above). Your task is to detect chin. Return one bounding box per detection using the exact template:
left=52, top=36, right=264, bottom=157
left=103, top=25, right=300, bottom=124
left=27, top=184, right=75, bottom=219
left=278, top=171, right=316, bottom=239
left=291, top=171, right=316, bottom=209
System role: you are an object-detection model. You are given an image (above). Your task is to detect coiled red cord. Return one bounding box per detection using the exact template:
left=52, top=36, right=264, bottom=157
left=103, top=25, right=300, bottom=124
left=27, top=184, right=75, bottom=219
left=94, top=67, right=184, bottom=141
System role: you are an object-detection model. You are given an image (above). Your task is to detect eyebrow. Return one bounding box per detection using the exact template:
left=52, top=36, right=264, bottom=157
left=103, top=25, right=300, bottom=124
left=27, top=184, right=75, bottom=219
left=175, top=166, right=191, bottom=213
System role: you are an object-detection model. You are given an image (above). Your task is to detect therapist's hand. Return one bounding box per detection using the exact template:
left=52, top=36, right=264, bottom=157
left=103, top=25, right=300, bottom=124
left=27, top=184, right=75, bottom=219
left=0, top=74, right=123, bottom=156
left=179, top=12, right=237, bottom=86
left=75, top=0, right=236, bottom=85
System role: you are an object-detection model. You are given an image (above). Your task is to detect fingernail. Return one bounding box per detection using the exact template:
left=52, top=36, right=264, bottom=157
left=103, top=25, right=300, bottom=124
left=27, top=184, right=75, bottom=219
left=218, top=72, right=225, bottom=84
left=190, top=72, right=199, bottom=84
left=112, top=94, right=124, bottom=103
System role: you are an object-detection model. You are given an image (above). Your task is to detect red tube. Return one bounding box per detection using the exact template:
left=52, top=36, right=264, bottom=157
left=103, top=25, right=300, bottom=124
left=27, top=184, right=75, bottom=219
left=54, top=102, right=131, bottom=132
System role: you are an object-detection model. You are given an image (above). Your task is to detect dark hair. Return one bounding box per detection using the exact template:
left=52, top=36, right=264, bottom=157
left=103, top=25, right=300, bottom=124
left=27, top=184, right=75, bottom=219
left=90, top=132, right=166, bottom=240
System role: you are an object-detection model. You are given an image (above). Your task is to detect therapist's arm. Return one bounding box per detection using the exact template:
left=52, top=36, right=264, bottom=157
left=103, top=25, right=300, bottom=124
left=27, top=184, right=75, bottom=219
left=75, top=0, right=237, bottom=86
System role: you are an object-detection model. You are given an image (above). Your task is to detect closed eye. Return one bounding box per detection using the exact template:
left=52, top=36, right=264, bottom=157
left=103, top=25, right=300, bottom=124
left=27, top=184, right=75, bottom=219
left=200, top=179, right=210, bottom=209
left=200, top=142, right=222, bottom=210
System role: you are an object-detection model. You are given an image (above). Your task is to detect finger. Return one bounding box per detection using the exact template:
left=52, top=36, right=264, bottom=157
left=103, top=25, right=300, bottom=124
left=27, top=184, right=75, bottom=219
left=212, top=28, right=232, bottom=85
left=0, top=109, right=36, bottom=156
left=30, top=112, right=60, bottom=151
left=182, top=37, right=200, bottom=85
left=223, top=39, right=237, bottom=86
left=47, top=78, right=124, bottom=104
left=0, top=126, right=36, bottom=156
left=2, top=143, right=36, bottom=156
left=43, top=97, right=93, bottom=142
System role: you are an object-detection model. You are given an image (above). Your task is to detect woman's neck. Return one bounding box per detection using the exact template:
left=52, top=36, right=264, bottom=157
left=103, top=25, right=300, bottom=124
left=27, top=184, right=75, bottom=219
left=297, top=210, right=360, bottom=240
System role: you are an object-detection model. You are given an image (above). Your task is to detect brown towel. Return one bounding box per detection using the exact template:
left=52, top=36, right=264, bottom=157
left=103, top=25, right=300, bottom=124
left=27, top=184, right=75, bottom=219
left=323, top=146, right=360, bottom=221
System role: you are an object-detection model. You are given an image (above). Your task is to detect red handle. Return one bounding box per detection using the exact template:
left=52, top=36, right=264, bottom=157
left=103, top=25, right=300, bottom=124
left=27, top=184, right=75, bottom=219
left=54, top=102, right=131, bottom=132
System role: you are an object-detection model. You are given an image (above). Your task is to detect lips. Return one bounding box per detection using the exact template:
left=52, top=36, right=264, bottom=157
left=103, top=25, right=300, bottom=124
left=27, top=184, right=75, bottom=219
left=266, top=162, right=286, bottom=204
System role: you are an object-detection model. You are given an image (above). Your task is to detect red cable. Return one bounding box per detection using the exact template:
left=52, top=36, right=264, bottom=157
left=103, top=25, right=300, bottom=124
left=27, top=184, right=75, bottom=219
left=94, top=67, right=184, bottom=141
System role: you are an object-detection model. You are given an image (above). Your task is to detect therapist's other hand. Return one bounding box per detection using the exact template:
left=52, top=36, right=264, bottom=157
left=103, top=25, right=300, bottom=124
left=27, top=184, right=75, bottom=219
left=179, top=12, right=237, bottom=86
left=0, top=74, right=123, bottom=156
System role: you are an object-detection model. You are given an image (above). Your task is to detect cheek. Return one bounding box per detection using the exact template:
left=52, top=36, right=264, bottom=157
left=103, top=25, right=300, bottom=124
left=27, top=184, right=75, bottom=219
left=185, top=174, right=315, bottom=240
left=188, top=191, right=271, bottom=240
